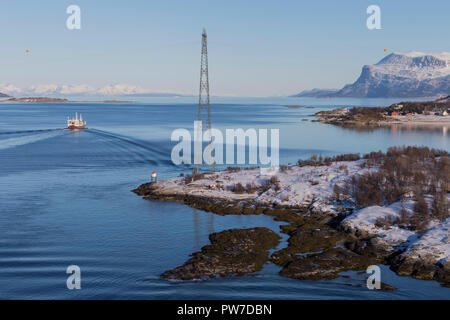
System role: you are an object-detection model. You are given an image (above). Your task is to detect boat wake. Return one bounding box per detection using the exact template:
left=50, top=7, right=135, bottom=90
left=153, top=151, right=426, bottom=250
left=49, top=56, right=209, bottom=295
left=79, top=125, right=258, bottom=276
left=0, top=127, right=176, bottom=169
left=0, top=129, right=64, bottom=150
left=0, top=129, right=63, bottom=136
left=86, top=129, right=173, bottom=167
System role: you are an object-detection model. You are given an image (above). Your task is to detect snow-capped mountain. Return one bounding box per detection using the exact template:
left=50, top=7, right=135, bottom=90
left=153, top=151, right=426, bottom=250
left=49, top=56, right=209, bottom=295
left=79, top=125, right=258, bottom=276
left=295, top=52, right=450, bottom=98
left=436, top=95, right=450, bottom=102
left=0, top=83, right=189, bottom=98
left=336, top=52, right=450, bottom=98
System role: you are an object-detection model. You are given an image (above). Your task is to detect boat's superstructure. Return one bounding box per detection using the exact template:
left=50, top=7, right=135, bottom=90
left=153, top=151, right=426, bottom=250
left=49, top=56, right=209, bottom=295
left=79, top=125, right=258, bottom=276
left=67, top=112, right=86, bottom=129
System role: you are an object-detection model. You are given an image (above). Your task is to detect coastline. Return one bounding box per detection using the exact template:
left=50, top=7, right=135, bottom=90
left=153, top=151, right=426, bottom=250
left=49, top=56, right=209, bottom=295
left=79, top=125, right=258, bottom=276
left=313, top=97, right=450, bottom=127
left=133, top=150, right=450, bottom=286
left=313, top=111, right=450, bottom=127
left=0, top=97, right=134, bottom=103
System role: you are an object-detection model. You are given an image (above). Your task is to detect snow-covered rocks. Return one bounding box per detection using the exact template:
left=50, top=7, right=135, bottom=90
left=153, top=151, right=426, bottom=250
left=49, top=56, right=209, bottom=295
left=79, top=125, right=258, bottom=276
left=334, top=52, right=450, bottom=98
left=390, top=218, right=450, bottom=282
left=342, top=201, right=417, bottom=249
left=342, top=200, right=450, bottom=282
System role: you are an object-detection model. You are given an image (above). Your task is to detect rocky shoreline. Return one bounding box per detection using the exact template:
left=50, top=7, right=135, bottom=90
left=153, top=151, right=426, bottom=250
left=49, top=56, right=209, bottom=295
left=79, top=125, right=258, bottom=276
left=313, top=97, right=450, bottom=126
left=134, top=182, right=399, bottom=286
left=132, top=153, right=450, bottom=287
left=161, top=227, right=280, bottom=280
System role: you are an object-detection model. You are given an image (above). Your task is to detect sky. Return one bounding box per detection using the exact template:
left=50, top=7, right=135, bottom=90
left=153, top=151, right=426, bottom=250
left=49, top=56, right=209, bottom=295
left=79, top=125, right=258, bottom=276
left=0, top=0, right=449, bottom=97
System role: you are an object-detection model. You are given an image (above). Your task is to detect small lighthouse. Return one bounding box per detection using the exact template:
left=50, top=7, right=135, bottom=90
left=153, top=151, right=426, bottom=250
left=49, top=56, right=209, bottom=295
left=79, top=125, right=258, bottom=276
left=151, top=171, right=157, bottom=183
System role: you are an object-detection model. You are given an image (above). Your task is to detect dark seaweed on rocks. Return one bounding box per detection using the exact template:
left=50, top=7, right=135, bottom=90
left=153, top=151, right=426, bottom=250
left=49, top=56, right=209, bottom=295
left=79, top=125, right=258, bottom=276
left=161, top=227, right=281, bottom=280
left=278, top=247, right=381, bottom=281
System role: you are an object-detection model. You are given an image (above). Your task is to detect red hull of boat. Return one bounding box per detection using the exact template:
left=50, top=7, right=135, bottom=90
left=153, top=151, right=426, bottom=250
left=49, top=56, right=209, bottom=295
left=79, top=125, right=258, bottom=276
left=67, top=125, right=86, bottom=130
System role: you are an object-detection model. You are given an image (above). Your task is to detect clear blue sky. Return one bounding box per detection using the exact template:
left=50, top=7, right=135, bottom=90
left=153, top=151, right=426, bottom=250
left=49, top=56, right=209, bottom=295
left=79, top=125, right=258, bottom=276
left=1, top=0, right=449, bottom=96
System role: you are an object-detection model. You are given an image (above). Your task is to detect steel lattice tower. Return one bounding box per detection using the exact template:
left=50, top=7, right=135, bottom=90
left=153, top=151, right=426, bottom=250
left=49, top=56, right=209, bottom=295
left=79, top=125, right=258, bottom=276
left=193, top=28, right=213, bottom=175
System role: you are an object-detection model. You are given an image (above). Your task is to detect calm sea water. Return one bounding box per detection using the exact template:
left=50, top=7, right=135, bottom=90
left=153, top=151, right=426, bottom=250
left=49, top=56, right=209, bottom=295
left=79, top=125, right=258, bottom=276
left=0, top=97, right=449, bottom=299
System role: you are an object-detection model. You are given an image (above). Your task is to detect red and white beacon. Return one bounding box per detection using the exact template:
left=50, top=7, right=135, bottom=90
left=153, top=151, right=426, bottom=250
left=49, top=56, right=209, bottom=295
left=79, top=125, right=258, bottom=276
left=151, top=171, right=157, bottom=183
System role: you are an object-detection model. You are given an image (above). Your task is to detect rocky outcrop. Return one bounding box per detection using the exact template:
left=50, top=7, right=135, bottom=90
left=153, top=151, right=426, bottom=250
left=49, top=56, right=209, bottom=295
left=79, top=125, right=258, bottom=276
left=133, top=164, right=448, bottom=287
left=342, top=209, right=450, bottom=286
left=278, top=247, right=381, bottom=281
left=161, top=228, right=281, bottom=280
left=271, top=219, right=351, bottom=267
left=132, top=182, right=305, bottom=217
left=390, top=253, right=450, bottom=284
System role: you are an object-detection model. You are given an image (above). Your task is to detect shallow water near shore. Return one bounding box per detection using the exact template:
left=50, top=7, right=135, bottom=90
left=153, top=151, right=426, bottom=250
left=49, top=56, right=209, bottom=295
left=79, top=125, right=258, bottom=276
left=0, top=97, right=449, bottom=299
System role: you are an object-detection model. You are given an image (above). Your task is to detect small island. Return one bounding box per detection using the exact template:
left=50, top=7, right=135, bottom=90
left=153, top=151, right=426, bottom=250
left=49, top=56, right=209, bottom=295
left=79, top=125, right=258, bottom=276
left=0, top=97, right=134, bottom=103
left=284, top=105, right=305, bottom=109
left=134, top=146, right=450, bottom=286
left=2, top=97, right=70, bottom=103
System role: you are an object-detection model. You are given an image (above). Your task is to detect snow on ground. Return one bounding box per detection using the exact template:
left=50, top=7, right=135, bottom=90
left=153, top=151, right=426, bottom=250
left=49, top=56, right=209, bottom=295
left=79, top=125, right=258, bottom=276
left=343, top=198, right=450, bottom=265
left=404, top=217, right=450, bottom=264
left=157, top=160, right=369, bottom=211
left=342, top=200, right=417, bottom=249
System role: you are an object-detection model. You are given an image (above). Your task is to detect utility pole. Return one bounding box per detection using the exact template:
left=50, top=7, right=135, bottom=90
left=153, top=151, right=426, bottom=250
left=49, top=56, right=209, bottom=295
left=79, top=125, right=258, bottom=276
left=193, top=28, right=213, bottom=175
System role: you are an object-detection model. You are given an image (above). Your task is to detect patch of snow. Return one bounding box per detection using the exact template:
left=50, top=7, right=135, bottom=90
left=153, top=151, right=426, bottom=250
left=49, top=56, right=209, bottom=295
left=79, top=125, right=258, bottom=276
left=398, top=51, right=450, bottom=60
left=343, top=197, right=450, bottom=265
left=342, top=201, right=417, bottom=248
left=156, top=160, right=371, bottom=211
left=403, top=217, right=450, bottom=263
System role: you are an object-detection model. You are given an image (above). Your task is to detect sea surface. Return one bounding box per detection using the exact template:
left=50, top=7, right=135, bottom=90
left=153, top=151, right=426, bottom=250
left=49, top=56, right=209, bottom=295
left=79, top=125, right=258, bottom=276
left=0, top=96, right=449, bottom=299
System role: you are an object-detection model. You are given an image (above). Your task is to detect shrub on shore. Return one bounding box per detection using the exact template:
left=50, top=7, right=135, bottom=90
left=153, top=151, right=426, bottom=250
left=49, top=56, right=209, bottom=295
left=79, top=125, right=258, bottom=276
left=183, top=174, right=193, bottom=184
left=431, top=190, right=449, bottom=221
left=375, top=215, right=394, bottom=230
left=335, top=146, right=449, bottom=232
left=232, top=182, right=245, bottom=194
left=245, top=183, right=258, bottom=194
left=183, top=172, right=208, bottom=184
left=297, top=153, right=361, bottom=167
left=256, top=175, right=281, bottom=194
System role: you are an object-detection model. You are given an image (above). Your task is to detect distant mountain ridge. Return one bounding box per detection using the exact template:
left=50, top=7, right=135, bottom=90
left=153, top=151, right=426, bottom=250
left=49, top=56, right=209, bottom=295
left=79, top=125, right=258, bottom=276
left=0, top=83, right=190, bottom=98
left=294, top=52, right=450, bottom=98
left=436, top=95, right=450, bottom=103
left=0, top=92, right=10, bottom=97
left=293, top=88, right=339, bottom=97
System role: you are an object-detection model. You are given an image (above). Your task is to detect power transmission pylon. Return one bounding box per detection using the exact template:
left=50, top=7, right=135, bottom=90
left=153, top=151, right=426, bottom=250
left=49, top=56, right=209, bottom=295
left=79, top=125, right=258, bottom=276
left=193, top=28, right=213, bottom=175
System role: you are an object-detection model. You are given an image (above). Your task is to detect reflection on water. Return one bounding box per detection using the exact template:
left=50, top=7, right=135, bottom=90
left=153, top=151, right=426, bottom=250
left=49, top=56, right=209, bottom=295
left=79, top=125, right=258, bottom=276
left=330, top=123, right=450, bottom=135
left=388, top=123, right=450, bottom=136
